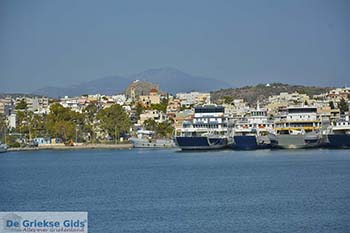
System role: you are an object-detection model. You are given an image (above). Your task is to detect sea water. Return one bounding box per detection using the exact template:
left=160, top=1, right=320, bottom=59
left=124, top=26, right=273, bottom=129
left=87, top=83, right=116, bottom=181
left=1, top=149, right=349, bottom=233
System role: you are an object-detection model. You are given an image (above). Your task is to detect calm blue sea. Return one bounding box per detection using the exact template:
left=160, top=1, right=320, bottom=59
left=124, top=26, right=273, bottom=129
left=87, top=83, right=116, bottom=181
left=0, top=149, right=349, bottom=233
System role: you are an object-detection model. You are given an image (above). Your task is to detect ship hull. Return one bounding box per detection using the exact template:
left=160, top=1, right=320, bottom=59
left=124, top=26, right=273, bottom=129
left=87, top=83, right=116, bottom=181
left=175, top=136, right=228, bottom=150
left=275, top=134, right=320, bottom=149
left=129, top=138, right=175, bottom=148
left=231, top=135, right=271, bottom=150
left=326, top=135, right=350, bottom=148
left=0, top=144, right=7, bottom=153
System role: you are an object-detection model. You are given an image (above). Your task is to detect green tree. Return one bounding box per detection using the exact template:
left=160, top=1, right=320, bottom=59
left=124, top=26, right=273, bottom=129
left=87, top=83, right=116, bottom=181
left=329, top=101, right=335, bottom=109
left=29, top=114, right=47, bottom=138
left=223, top=96, right=234, bottom=104
left=97, top=104, right=131, bottom=142
left=150, top=98, right=169, bottom=113
left=16, top=99, right=27, bottom=110
left=82, top=104, right=98, bottom=142
left=156, top=121, right=174, bottom=137
left=46, top=103, right=84, bottom=142
left=143, top=119, right=174, bottom=138
left=339, top=98, right=349, bottom=114
left=143, top=119, right=158, bottom=132
left=0, top=114, right=7, bottom=142
left=16, top=110, right=31, bottom=138
left=135, top=102, right=145, bottom=120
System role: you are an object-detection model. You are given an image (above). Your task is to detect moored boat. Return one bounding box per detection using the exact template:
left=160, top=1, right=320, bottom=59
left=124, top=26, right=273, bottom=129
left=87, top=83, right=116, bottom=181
left=129, top=130, right=175, bottom=148
left=0, top=141, right=8, bottom=153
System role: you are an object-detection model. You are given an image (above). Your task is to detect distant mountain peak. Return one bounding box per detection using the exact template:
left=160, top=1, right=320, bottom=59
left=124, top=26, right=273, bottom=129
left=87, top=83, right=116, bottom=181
left=32, top=68, right=231, bottom=98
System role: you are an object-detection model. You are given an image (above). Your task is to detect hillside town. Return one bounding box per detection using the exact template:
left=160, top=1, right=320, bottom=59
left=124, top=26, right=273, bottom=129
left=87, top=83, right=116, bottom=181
left=0, top=81, right=349, bottom=150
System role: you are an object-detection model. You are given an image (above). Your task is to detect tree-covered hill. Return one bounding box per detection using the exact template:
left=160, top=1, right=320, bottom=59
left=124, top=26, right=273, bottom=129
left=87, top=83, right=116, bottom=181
left=211, top=83, right=333, bottom=105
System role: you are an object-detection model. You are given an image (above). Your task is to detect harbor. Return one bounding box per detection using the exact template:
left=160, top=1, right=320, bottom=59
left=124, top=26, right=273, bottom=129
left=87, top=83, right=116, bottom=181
left=1, top=1, right=349, bottom=232
left=1, top=148, right=349, bottom=233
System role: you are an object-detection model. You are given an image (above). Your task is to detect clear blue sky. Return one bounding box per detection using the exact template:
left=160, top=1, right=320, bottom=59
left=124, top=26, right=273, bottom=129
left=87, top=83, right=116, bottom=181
left=0, top=0, right=349, bottom=93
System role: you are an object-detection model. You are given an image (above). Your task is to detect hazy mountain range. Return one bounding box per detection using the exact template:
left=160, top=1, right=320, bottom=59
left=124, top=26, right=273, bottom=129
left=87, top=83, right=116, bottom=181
left=32, top=68, right=231, bottom=98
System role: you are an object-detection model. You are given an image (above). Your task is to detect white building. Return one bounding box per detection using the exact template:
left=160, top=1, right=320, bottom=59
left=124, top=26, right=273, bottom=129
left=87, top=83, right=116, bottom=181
left=138, top=110, right=166, bottom=125
left=176, top=92, right=210, bottom=107
left=8, top=113, right=16, bottom=129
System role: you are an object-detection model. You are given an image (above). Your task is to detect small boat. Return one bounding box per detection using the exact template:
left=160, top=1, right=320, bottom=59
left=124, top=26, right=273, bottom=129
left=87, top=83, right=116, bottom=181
left=0, top=141, right=8, bottom=153
left=129, top=130, right=175, bottom=148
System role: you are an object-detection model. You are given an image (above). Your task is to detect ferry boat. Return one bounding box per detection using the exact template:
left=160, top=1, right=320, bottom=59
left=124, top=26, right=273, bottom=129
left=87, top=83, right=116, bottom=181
left=273, top=106, right=322, bottom=149
left=230, top=104, right=277, bottom=150
left=174, top=105, right=229, bottom=150
left=325, top=117, right=350, bottom=148
left=129, top=130, right=175, bottom=148
left=0, top=141, right=8, bottom=153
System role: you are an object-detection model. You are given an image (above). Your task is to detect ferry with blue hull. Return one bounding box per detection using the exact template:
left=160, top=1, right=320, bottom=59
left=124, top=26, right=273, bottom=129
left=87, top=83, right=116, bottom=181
left=175, top=135, right=228, bottom=150
left=232, top=135, right=268, bottom=150
left=231, top=132, right=277, bottom=150
left=327, top=135, right=350, bottom=148
left=174, top=105, right=230, bottom=150
left=229, top=102, right=276, bottom=150
left=325, top=118, right=350, bottom=148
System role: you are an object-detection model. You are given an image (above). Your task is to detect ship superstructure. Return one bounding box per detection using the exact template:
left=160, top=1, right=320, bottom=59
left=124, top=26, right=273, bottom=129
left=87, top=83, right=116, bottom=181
left=274, top=106, right=322, bottom=148
left=230, top=103, right=276, bottom=150
left=174, top=105, right=229, bottom=150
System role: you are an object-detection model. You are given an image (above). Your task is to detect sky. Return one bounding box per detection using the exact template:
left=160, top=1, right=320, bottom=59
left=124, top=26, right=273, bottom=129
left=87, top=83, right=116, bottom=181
left=0, top=0, right=349, bottom=93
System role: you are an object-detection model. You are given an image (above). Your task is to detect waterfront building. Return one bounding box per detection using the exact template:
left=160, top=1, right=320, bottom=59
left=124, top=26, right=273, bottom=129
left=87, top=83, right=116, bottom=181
left=60, top=96, right=82, bottom=112
left=112, top=94, right=127, bottom=105
left=0, top=97, right=15, bottom=116
left=138, top=110, right=166, bottom=125
left=174, top=110, right=194, bottom=132
left=176, top=92, right=210, bottom=107
left=326, top=87, right=350, bottom=101
left=139, top=89, right=161, bottom=107
left=223, top=99, right=249, bottom=119
left=14, top=96, right=49, bottom=113
left=266, top=92, right=311, bottom=114
left=166, top=99, right=181, bottom=119
left=7, top=113, right=16, bottom=129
